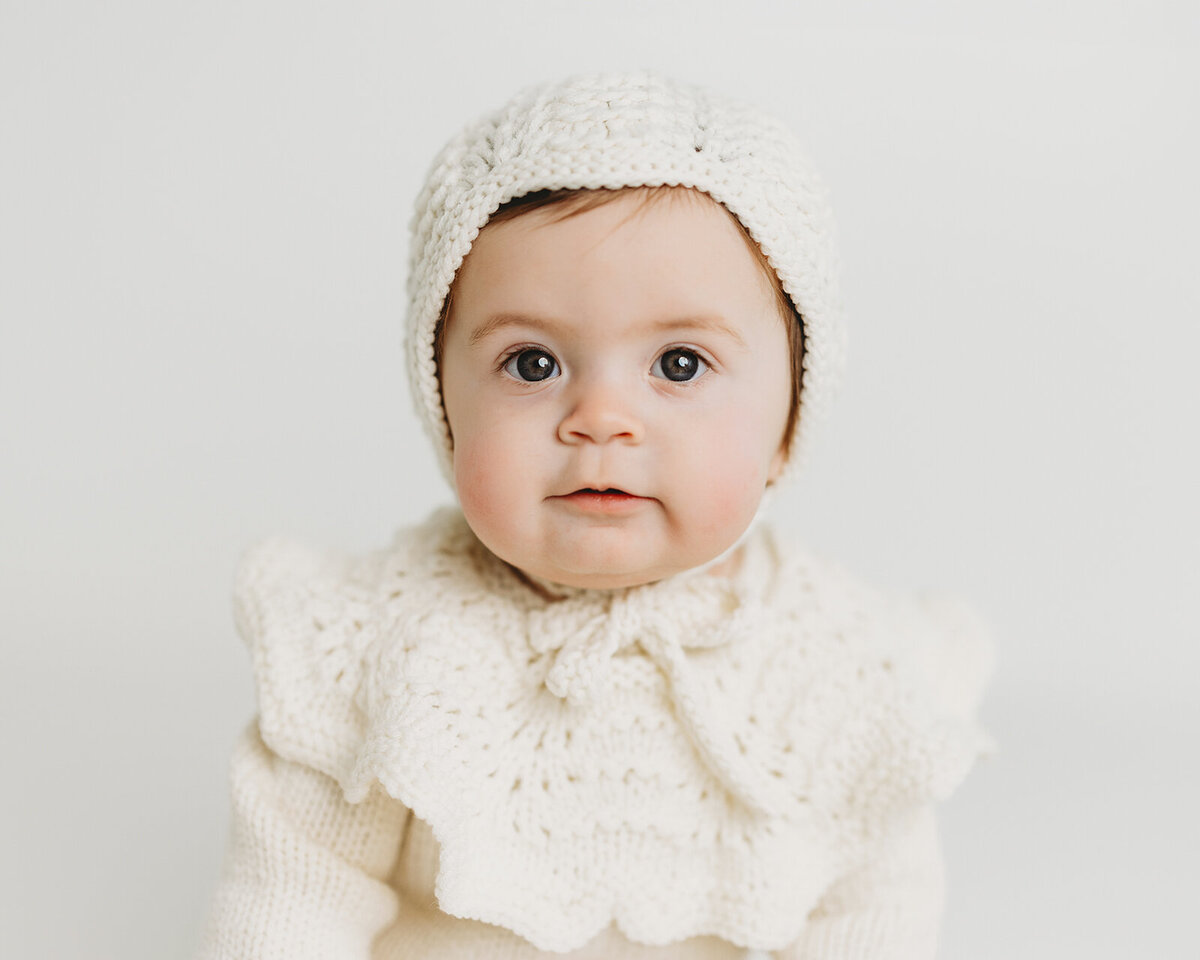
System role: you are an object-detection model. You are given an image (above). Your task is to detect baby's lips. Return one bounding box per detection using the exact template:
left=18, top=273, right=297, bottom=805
left=561, top=487, right=647, bottom=499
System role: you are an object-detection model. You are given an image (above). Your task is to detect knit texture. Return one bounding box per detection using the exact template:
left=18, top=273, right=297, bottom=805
left=197, top=725, right=949, bottom=959
left=221, top=506, right=994, bottom=954
left=196, top=723, right=409, bottom=960
left=405, top=70, right=847, bottom=487
left=197, top=728, right=948, bottom=959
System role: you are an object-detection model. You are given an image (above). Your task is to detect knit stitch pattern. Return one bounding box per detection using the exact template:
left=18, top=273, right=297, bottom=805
left=404, top=71, right=847, bottom=487
left=232, top=507, right=993, bottom=953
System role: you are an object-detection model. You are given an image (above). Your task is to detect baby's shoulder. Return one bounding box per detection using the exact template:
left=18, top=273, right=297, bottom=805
left=233, top=506, right=489, bottom=636
left=761, top=530, right=996, bottom=719
left=235, top=504, right=471, bottom=598
left=231, top=507, right=480, bottom=792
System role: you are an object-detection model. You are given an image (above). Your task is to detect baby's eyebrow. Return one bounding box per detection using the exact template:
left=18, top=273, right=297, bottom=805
left=467, top=312, right=747, bottom=347
left=467, top=313, right=558, bottom=346
left=648, top=316, right=747, bottom=347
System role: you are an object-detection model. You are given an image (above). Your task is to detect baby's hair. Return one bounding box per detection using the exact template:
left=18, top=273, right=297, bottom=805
left=432, top=184, right=806, bottom=459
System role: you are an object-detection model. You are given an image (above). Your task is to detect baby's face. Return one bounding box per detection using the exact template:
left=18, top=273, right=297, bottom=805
left=439, top=188, right=791, bottom=589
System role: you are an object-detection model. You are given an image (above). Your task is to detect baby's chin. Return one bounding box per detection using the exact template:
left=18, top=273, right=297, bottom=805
left=460, top=511, right=751, bottom=591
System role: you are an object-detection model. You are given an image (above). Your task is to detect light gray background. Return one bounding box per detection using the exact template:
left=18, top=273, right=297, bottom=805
left=3, top=1, right=1197, bottom=957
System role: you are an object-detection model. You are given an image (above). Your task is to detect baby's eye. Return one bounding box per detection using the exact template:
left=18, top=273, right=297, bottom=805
left=651, top=348, right=709, bottom=383
left=503, top=348, right=560, bottom=382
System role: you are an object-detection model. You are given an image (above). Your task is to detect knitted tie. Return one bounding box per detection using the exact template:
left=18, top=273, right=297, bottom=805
left=534, top=584, right=791, bottom=819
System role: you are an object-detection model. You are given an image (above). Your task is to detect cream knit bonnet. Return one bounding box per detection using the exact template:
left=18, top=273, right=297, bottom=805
left=405, top=70, right=847, bottom=486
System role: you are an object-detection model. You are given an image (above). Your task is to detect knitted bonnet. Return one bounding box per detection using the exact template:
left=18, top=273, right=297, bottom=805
left=405, top=70, right=847, bottom=486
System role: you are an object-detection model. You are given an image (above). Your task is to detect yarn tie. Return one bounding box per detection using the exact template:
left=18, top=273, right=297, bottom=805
left=540, top=587, right=789, bottom=818
left=542, top=597, right=641, bottom=705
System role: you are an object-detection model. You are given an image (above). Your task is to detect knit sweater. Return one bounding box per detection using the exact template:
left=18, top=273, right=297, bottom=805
left=196, top=507, right=994, bottom=959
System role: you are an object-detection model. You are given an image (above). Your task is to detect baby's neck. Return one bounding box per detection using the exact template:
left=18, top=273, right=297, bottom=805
left=698, top=544, right=746, bottom=581
left=509, top=544, right=747, bottom=602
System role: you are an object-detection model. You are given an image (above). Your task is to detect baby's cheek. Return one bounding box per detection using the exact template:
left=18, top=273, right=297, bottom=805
left=685, top=415, right=772, bottom=536
left=697, top=465, right=761, bottom=535
left=453, top=435, right=520, bottom=530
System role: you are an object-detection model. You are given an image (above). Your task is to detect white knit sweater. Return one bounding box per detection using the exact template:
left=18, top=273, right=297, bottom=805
left=196, top=507, right=994, bottom=959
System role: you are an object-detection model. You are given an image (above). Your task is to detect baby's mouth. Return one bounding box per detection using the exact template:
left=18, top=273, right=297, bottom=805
left=553, top=488, right=653, bottom=513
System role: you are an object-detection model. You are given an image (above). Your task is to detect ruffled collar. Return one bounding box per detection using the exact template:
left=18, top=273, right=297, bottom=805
left=241, top=505, right=993, bottom=952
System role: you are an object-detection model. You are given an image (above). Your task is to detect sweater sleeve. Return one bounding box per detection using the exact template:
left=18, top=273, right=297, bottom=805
left=195, top=718, right=413, bottom=960
left=777, top=806, right=946, bottom=960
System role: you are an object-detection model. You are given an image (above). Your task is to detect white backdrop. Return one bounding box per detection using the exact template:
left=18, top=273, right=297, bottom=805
left=2, top=1, right=1197, bottom=957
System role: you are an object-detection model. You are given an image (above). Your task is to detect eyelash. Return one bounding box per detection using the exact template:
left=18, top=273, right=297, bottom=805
left=497, top=345, right=715, bottom=385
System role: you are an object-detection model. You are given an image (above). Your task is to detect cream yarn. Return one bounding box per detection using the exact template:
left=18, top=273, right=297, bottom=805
left=228, top=506, right=992, bottom=953
left=404, top=70, right=847, bottom=486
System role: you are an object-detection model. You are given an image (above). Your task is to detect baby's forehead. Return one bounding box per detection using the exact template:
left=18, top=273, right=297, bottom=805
left=453, top=188, right=784, bottom=327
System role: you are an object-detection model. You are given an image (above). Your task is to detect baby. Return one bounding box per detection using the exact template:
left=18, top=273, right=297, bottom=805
left=197, top=72, right=994, bottom=960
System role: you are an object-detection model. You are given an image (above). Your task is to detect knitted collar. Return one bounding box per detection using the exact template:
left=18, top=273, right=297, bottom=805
left=241, top=505, right=993, bottom=952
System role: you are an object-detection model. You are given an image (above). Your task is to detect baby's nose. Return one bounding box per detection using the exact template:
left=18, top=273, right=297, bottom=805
left=556, top=378, right=644, bottom=445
